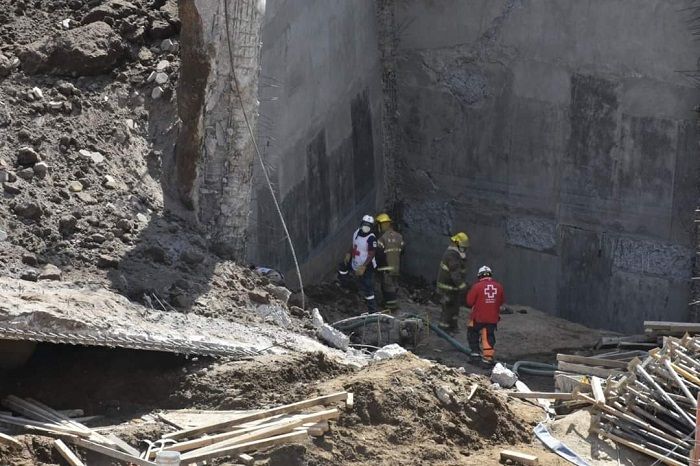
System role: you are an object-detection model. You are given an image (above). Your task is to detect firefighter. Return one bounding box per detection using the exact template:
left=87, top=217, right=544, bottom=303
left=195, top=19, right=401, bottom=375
left=436, top=232, right=469, bottom=331
left=344, top=215, right=378, bottom=312
left=375, top=213, right=404, bottom=310
left=466, top=266, right=505, bottom=365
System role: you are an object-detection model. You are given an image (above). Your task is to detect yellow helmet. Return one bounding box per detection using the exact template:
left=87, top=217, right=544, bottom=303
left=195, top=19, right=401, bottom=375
left=376, top=213, right=392, bottom=223
left=451, top=232, right=470, bottom=248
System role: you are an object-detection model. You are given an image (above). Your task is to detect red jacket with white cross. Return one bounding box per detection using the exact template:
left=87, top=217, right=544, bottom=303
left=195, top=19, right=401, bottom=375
left=466, top=277, right=505, bottom=324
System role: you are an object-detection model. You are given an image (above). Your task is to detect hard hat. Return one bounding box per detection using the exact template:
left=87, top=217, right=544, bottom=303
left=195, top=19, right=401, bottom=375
left=450, top=232, right=470, bottom=248
left=376, top=213, right=391, bottom=223
left=361, top=214, right=374, bottom=224
left=478, top=265, right=492, bottom=278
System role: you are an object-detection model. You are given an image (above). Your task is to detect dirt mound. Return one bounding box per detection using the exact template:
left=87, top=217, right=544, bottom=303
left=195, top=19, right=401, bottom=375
left=304, top=354, right=531, bottom=465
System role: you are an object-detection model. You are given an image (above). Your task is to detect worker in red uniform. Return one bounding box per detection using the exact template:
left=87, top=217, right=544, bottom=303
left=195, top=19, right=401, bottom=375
left=466, top=266, right=505, bottom=365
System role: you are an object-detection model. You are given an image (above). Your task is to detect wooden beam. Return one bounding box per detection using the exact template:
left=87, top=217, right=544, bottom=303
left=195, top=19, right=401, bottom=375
left=164, top=408, right=338, bottom=454
left=591, top=426, right=685, bottom=466
left=557, top=361, right=623, bottom=378
left=0, top=413, right=88, bottom=436
left=0, top=432, right=21, bottom=448
left=590, top=377, right=606, bottom=404
left=508, top=392, right=573, bottom=401
left=54, top=439, right=86, bottom=466
left=163, top=392, right=348, bottom=440
left=644, top=321, right=700, bottom=334
left=180, top=431, right=308, bottom=463
left=238, top=453, right=255, bottom=465
left=556, top=354, right=629, bottom=369
left=105, top=433, right=140, bottom=457
left=500, top=450, right=539, bottom=465
left=70, top=438, right=156, bottom=466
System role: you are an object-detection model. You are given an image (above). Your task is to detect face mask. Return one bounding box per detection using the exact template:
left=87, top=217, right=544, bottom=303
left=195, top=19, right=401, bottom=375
left=361, top=225, right=371, bottom=234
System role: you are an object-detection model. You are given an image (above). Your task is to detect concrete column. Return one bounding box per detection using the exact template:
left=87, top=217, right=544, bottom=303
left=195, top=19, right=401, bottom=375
left=176, top=0, right=264, bottom=259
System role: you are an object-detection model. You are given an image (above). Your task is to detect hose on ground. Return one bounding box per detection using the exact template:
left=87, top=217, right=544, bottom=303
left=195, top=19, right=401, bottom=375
left=511, top=360, right=557, bottom=376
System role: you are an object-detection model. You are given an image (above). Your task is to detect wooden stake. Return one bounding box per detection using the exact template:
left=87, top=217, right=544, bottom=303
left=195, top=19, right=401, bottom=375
left=180, top=430, right=308, bottom=463
left=499, top=449, right=538, bottom=465
left=54, top=439, right=86, bottom=466
left=0, top=432, right=21, bottom=448
left=592, top=426, right=685, bottom=466
left=70, top=438, right=156, bottom=466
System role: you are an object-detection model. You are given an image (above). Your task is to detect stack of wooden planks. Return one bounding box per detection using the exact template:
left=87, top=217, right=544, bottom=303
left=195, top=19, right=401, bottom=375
left=0, top=395, right=146, bottom=466
left=153, top=391, right=353, bottom=464
left=644, top=321, right=700, bottom=336
left=578, top=334, right=700, bottom=466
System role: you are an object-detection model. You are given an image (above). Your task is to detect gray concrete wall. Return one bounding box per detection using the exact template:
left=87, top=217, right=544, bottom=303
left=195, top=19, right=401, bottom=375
left=247, top=0, right=385, bottom=285
left=392, top=0, right=699, bottom=332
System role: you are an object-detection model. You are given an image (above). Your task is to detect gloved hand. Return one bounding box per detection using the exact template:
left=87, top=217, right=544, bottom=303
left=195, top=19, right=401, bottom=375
left=344, top=253, right=351, bottom=265
left=355, top=265, right=366, bottom=277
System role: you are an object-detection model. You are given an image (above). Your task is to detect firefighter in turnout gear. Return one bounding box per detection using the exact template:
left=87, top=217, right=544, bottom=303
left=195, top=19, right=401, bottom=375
left=344, top=215, right=378, bottom=312
left=466, top=265, right=505, bottom=365
left=375, top=213, right=404, bottom=310
left=436, top=232, right=469, bottom=332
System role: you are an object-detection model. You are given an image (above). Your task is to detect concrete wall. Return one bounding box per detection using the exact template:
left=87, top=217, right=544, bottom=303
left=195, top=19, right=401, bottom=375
left=247, top=0, right=385, bottom=284
left=392, top=0, right=699, bottom=332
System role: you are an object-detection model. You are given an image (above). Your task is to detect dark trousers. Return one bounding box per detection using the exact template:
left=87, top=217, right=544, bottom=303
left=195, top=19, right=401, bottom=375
left=381, top=273, right=398, bottom=309
left=467, top=322, right=497, bottom=360
left=358, top=267, right=376, bottom=312
left=439, top=291, right=460, bottom=329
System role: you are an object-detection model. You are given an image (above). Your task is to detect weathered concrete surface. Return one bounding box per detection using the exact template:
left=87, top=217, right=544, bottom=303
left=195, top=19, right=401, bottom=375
left=247, top=0, right=385, bottom=284
left=390, top=0, right=700, bottom=332
left=176, top=0, right=264, bottom=259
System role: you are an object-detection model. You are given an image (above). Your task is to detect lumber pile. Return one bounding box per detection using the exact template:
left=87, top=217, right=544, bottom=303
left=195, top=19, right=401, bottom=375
left=579, top=334, right=700, bottom=466
left=153, top=391, right=353, bottom=464
left=0, top=395, right=153, bottom=465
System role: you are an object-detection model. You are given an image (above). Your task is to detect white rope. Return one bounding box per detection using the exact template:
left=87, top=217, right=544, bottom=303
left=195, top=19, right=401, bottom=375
left=222, top=0, right=305, bottom=308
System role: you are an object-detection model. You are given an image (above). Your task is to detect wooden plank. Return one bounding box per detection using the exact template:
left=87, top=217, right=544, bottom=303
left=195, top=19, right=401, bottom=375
left=25, top=398, right=115, bottom=448
left=508, top=392, right=573, bottom=401
left=500, top=449, right=539, bottom=465
left=345, top=393, right=354, bottom=409
left=238, top=453, right=255, bottom=465
left=181, top=409, right=338, bottom=456
left=105, top=433, right=140, bottom=457
left=70, top=438, right=156, bottom=466
left=556, top=354, right=629, bottom=369
left=163, top=392, right=348, bottom=440
left=0, top=413, right=88, bottom=436
left=590, top=377, right=606, bottom=404
left=0, top=432, right=21, bottom=448
left=591, top=426, right=685, bottom=466
left=644, top=321, right=700, bottom=334
left=164, top=409, right=338, bottom=454
left=54, top=439, right=86, bottom=466
left=180, top=430, right=308, bottom=463
left=557, top=361, right=622, bottom=378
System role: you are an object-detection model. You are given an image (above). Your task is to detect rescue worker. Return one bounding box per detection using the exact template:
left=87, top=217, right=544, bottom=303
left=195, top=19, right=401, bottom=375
left=375, top=213, right=404, bottom=310
left=466, top=266, right=505, bottom=365
left=436, top=232, right=469, bottom=332
left=344, top=215, right=378, bottom=312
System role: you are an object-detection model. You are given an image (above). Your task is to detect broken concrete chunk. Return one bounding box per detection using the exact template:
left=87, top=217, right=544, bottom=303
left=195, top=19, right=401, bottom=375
left=103, top=175, right=117, bottom=189
left=255, top=304, right=292, bottom=329
left=490, top=363, right=518, bottom=388
left=265, top=284, right=292, bottom=304
left=19, top=21, right=127, bottom=76
left=68, top=181, right=83, bottom=192
left=311, top=308, right=324, bottom=329
left=78, top=149, right=104, bottom=164
left=435, top=385, right=455, bottom=405
left=151, top=86, right=163, bottom=99
left=38, top=264, right=62, bottom=281
left=318, top=324, right=350, bottom=351
left=155, top=72, right=168, bottom=85
left=374, top=344, right=408, bottom=361
left=82, top=0, right=140, bottom=24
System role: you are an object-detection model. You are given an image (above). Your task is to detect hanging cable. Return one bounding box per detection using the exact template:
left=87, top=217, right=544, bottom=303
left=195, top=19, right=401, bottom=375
left=222, top=0, right=305, bottom=308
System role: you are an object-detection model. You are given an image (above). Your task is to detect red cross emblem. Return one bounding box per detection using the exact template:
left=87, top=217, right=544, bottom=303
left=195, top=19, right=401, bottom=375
left=352, top=245, right=360, bottom=257
left=485, top=284, right=497, bottom=299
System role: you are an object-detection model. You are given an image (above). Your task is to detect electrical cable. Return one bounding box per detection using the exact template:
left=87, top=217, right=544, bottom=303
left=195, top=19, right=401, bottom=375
left=222, top=0, right=305, bottom=309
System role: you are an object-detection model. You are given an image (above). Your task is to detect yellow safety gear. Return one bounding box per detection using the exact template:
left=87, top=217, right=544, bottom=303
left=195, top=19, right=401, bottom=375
left=376, top=213, right=392, bottom=223
left=451, top=232, right=470, bottom=248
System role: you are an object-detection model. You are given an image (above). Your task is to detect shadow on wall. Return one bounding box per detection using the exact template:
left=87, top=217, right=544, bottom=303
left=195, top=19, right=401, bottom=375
left=253, top=88, right=379, bottom=278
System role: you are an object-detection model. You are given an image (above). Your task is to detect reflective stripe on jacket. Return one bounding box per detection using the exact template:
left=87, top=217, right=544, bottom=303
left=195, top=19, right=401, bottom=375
left=436, top=246, right=468, bottom=293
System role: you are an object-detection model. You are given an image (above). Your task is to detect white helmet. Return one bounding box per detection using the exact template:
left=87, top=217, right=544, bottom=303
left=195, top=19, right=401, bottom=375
left=477, top=266, right=492, bottom=278
left=361, top=215, right=374, bottom=224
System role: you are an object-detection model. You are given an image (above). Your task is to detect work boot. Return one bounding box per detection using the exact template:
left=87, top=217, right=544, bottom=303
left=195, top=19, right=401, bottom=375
left=480, top=357, right=495, bottom=367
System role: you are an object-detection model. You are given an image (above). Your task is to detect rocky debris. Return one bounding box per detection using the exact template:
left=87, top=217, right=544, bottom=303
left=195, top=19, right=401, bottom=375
left=103, top=175, right=118, bottom=189
left=374, top=343, right=408, bottom=361
left=19, top=21, right=127, bottom=76
left=490, top=363, right=518, bottom=388
left=38, top=264, right=62, bottom=281
left=12, top=201, right=43, bottom=220
left=0, top=53, right=20, bottom=77
left=97, top=254, right=120, bottom=269
left=434, top=384, right=455, bottom=406
left=17, top=147, right=40, bottom=166
left=255, top=304, right=292, bottom=329
left=58, top=215, right=78, bottom=236
left=17, top=167, right=34, bottom=180
left=160, top=39, right=175, bottom=52
left=265, top=284, right=292, bottom=304
left=82, top=0, right=141, bottom=25
left=68, top=181, right=83, bottom=192
left=155, top=72, right=168, bottom=85
left=78, top=149, right=105, bottom=165
left=22, top=253, right=38, bottom=266
left=33, top=162, right=49, bottom=179
left=248, top=290, right=270, bottom=304
left=151, top=86, right=163, bottom=99
left=0, top=229, right=7, bottom=242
